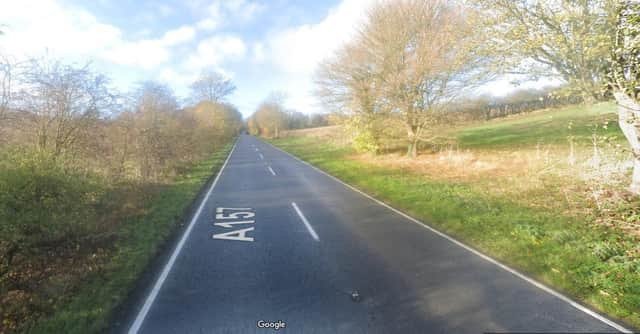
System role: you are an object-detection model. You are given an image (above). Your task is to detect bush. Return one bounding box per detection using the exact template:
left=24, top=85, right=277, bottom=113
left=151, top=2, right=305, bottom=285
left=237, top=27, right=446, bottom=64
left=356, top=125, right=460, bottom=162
left=0, top=149, right=105, bottom=332
left=0, top=150, right=102, bottom=255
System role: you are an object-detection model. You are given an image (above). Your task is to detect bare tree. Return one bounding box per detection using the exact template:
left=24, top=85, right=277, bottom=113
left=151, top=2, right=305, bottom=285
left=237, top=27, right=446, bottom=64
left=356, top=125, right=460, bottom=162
left=0, top=55, right=14, bottom=122
left=132, top=81, right=179, bottom=180
left=315, top=38, right=385, bottom=152
left=189, top=70, right=236, bottom=103
left=316, top=41, right=377, bottom=116
left=16, top=58, right=115, bottom=156
left=317, top=0, right=490, bottom=156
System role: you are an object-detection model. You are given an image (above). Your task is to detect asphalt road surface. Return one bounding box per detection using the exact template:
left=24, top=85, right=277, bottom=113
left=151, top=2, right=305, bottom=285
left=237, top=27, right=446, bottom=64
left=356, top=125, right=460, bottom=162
left=123, top=134, right=631, bottom=334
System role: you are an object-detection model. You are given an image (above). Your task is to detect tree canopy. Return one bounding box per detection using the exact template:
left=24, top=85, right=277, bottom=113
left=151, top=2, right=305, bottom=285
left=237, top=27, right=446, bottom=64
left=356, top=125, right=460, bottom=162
left=189, top=70, right=236, bottom=103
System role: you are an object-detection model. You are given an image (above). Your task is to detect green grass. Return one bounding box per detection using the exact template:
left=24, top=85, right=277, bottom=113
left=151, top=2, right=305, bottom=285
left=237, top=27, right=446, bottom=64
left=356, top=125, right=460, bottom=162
left=456, top=102, right=621, bottom=148
left=25, top=141, right=235, bottom=334
left=270, top=135, right=640, bottom=330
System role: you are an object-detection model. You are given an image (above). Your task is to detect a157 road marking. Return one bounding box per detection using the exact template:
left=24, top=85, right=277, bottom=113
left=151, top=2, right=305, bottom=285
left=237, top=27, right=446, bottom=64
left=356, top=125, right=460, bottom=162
left=212, top=207, right=255, bottom=242
left=291, top=202, right=319, bottom=241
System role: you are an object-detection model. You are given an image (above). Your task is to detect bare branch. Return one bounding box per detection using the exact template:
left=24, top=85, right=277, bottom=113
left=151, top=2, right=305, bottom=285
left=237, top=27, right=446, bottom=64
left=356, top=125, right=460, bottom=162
left=189, top=70, right=236, bottom=103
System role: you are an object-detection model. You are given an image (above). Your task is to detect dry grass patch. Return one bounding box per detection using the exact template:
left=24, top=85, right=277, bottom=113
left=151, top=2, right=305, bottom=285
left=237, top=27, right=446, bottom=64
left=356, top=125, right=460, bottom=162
left=350, top=143, right=639, bottom=237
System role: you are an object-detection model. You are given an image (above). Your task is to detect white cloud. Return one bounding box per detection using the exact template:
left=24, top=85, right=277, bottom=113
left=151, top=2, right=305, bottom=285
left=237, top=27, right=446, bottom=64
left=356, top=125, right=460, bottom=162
left=479, top=76, right=565, bottom=97
left=186, top=35, right=247, bottom=70
left=101, top=25, right=195, bottom=69
left=196, top=18, right=219, bottom=31
left=267, top=0, right=373, bottom=75
left=161, top=26, right=196, bottom=46
left=195, top=0, right=265, bottom=31
left=158, top=67, right=198, bottom=92
left=224, top=0, right=265, bottom=22
left=102, top=40, right=170, bottom=69
left=0, top=0, right=196, bottom=70
left=259, top=0, right=375, bottom=112
left=0, top=0, right=121, bottom=58
left=195, top=1, right=223, bottom=31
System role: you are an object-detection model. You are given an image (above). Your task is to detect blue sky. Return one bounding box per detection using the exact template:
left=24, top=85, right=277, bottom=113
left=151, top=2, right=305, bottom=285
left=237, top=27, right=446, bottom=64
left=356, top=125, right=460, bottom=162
left=0, top=0, right=557, bottom=117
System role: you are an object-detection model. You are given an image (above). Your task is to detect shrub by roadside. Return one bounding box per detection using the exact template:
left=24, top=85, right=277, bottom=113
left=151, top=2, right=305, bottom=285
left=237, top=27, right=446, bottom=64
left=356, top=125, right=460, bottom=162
left=0, top=142, right=234, bottom=333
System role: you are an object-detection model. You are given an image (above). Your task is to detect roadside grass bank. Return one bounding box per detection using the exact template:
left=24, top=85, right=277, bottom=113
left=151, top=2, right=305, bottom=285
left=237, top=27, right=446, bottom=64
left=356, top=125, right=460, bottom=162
left=269, top=103, right=640, bottom=329
left=0, top=141, right=234, bottom=334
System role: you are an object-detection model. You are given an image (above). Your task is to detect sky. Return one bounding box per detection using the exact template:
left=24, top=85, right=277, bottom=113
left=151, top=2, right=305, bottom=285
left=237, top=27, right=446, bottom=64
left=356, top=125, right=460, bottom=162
left=0, top=0, right=558, bottom=117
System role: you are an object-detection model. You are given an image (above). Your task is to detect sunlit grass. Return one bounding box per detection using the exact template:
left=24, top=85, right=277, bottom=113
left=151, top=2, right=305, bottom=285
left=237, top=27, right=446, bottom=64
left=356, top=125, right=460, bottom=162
left=456, top=102, right=620, bottom=148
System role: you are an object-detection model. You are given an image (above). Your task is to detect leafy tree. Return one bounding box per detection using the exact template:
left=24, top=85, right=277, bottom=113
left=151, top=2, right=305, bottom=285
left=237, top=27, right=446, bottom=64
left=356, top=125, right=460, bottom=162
left=247, top=116, right=259, bottom=135
left=252, top=93, right=287, bottom=138
left=190, top=100, right=243, bottom=138
left=474, top=0, right=616, bottom=103
left=610, top=0, right=640, bottom=194
left=611, top=0, right=640, bottom=100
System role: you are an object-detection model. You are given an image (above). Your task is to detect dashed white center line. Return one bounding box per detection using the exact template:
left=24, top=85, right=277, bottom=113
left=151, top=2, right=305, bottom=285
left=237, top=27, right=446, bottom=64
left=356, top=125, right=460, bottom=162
left=255, top=148, right=259, bottom=152
left=268, top=166, right=276, bottom=176
left=291, top=202, right=319, bottom=241
left=259, top=153, right=264, bottom=160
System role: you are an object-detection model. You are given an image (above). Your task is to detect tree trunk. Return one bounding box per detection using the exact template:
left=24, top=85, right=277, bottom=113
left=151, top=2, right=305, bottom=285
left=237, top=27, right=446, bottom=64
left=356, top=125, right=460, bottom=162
left=407, top=140, right=417, bottom=158
left=614, top=92, right=640, bottom=194
left=406, top=126, right=418, bottom=158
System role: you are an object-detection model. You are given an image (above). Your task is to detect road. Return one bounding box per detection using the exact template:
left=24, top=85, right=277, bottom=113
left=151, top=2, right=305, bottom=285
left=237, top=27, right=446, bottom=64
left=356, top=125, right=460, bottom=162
left=123, top=134, right=630, bottom=334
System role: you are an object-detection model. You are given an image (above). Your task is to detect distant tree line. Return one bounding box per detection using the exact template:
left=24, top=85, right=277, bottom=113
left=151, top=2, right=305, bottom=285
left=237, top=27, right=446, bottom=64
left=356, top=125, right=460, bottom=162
left=246, top=92, right=329, bottom=138
left=452, top=87, right=584, bottom=121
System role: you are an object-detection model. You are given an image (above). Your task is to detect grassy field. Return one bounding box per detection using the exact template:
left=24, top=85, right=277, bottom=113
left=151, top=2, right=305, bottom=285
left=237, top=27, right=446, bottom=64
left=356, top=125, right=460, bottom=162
left=20, top=141, right=235, bottom=334
left=270, top=102, right=640, bottom=329
left=455, top=102, right=621, bottom=148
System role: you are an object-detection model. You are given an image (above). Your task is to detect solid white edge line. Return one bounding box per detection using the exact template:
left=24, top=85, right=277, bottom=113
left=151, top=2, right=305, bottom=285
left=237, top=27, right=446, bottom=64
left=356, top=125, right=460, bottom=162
left=127, top=139, right=238, bottom=334
left=291, top=202, right=320, bottom=241
left=268, top=166, right=276, bottom=176
left=265, top=140, right=632, bottom=334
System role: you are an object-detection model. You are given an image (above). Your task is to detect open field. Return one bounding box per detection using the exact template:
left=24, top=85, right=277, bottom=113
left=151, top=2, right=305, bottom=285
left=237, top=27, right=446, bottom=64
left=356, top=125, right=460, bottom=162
left=270, top=102, right=640, bottom=329
left=454, top=102, right=622, bottom=148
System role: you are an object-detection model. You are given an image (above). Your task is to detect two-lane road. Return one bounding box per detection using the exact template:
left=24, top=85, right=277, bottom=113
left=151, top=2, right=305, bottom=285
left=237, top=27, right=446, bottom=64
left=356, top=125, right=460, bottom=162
left=123, top=134, right=630, bottom=333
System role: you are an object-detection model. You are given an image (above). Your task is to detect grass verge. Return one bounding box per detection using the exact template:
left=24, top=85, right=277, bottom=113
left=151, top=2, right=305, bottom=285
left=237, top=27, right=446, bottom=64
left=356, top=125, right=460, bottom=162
left=269, top=135, right=640, bottom=329
left=24, top=141, right=234, bottom=334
